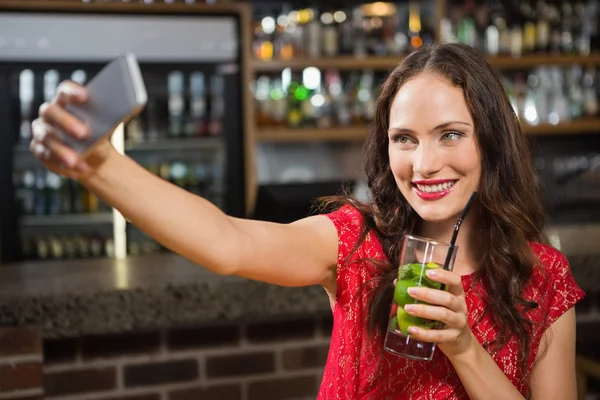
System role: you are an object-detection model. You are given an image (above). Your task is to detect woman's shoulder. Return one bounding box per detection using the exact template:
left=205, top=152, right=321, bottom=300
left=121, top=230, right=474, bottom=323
left=325, top=204, right=364, bottom=232
left=529, top=241, right=572, bottom=279
left=323, top=203, right=383, bottom=259
left=528, top=241, right=585, bottom=324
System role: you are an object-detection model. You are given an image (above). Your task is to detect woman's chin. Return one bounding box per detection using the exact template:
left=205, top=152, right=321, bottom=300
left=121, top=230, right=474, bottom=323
left=414, top=207, right=457, bottom=224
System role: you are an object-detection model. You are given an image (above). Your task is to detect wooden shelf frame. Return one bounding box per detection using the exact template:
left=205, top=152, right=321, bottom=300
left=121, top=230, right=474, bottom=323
left=256, top=119, right=600, bottom=143
left=250, top=54, right=600, bottom=72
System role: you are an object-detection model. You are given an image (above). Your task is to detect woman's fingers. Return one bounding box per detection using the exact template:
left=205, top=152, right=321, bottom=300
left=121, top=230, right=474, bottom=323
left=38, top=101, right=88, bottom=140
left=29, top=139, right=50, bottom=160
left=425, top=268, right=465, bottom=297
left=407, top=286, right=465, bottom=313
left=54, top=80, right=88, bottom=106
left=404, top=302, right=464, bottom=328
left=31, top=120, right=81, bottom=168
left=44, top=135, right=81, bottom=168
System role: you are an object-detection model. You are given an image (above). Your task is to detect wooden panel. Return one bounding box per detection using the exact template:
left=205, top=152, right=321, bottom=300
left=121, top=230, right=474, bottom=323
left=255, top=120, right=600, bottom=143
left=250, top=54, right=600, bottom=72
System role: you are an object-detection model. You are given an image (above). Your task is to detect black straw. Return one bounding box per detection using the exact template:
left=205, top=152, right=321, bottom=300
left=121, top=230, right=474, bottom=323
left=442, top=191, right=478, bottom=272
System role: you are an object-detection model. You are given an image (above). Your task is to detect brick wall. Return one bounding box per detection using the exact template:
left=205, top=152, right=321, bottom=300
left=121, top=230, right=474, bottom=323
left=0, top=327, right=44, bottom=399
left=2, top=297, right=598, bottom=400
left=42, top=314, right=333, bottom=400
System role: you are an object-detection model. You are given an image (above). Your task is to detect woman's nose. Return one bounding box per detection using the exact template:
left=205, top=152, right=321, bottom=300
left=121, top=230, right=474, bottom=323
left=412, top=142, right=443, bottom=178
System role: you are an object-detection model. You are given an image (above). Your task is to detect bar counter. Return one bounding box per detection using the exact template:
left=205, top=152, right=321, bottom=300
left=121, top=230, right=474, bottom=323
left=0, top=254, right=331, bottom=338
left=0, top=249, right=597, bottom=339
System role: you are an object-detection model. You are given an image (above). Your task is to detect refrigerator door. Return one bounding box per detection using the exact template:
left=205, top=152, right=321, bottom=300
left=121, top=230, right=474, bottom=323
left=0, top=11, right=245, bottom=263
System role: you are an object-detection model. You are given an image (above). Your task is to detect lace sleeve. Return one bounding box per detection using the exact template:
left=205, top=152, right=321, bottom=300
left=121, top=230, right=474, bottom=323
left=546, top=251, right=586, bottom=325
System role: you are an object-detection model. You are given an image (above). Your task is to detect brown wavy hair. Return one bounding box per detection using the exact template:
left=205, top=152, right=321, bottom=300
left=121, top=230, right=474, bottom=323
left=320, top=43, right=548, bottom=381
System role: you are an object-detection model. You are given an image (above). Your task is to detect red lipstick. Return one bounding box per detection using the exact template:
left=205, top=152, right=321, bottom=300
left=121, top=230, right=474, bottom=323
left=412, top=180, right=457, bottom=201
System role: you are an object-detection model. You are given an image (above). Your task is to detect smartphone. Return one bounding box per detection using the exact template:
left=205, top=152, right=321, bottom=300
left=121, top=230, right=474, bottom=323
left=62, top=53, right=147, bottom=157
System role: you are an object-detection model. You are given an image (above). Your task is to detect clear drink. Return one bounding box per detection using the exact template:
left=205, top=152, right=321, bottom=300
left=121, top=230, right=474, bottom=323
left=384, top=235, right=458, bottom=361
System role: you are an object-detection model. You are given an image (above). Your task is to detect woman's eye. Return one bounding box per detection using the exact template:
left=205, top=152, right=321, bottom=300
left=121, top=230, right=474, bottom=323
left=441, top=131, right=462, bottom=141
left=393, top=135, right=411, bottom=144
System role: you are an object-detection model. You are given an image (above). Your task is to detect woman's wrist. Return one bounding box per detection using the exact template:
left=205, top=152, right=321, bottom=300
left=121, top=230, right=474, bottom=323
left=80, top=143, right=121, bottom=187
left=446, top=331, right=480, bottom=366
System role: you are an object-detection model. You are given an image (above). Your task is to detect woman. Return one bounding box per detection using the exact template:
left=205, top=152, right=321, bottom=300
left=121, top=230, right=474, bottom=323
left=30, top=43, right=583, bottom=399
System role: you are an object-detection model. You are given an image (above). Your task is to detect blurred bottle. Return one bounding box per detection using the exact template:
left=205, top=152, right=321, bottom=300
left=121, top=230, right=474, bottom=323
left=208, top=73, right=225, bottom=136
left=19, top=69, right=34, bottom=144
left=168, top=71, right=185, bottom=138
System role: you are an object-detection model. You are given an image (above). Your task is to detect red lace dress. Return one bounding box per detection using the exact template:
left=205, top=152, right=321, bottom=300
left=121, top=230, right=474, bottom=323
left=318, top=205, right=585, bottom=399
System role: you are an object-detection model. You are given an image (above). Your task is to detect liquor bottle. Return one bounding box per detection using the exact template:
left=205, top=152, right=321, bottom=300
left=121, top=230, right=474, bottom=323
left=547, top=4, right=562, bottom=54
left=90, top=236, right=103, bottom=258
left=208, top=73, right=225, bottom=136
left=560, top=2, right=575, bottom=55
left=486, top=0, right=502, bottom=55
left=457, top=0, right=476, bottom=48
left=255, top=76, right=272, bottom=127
left=76, top=235, right=91, bottom=258
left=268, top=78, right=287, bottom=127
left=71, top=69, right=87, bottom=85
left=306, top=8, right=321, bottom=58
left=521, top=1, right=537, bottom=54
left=34, top=170, right=47, bottom=215
left=315, top=80, right=334, bottom=129
left=338, top=8, right=354, bottom=55
left=321, top=9, right=339, bottom=57
left=36, top=237, right=49, bottom=260
left=272, top=8, right=294, bottom=60
left=359, top=70, right=377, bottom=123
left=19, top=69, right=34, bottom=144
left=48, top=236, right=64, bottom=259
left=509, top=4, right=523, bottom=58
left=63, top=236, right=78, bottom=258
left=331, top=72, right=351, bottom=126
left=143, top=74, right=161, bottom=141
left=186, top=71, right=207, bottom=136
left=105, top=237, right=115, bottom=258
left=572, top=2, right=588, bottom=56
left=170, top=162, right=188, bottom=188
left=43, top=69, right=60, bottom=107
left=286, top=73, right=304, bottom=128
left=46, top=172, right=62, bottom=215
left=300, top=68, right=319, bottom=127
left=159, top=162, right=171, bottom=182
left=535, top=1, right=550, bottom=53
left=168, top=71, right=185, bottom=137
left=60, top=176, right=73, bottom=214
left=68, top=181, right=82, bottom=213
left=567, top=66, right=584, bottom=120
left=351, top=6, right=367, bottom=57
left=16, top=170, right=36, bottom=215
left=582, top=67, right=598, bottom=117
left=183, top=162, right=200, bottom=196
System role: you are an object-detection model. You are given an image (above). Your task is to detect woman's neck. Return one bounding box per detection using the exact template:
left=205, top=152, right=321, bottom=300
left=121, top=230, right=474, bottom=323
left=415, top=214, right=478, bottom=276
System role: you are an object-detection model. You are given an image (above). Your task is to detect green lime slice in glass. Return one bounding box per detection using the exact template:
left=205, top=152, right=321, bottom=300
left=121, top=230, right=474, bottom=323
left=409, top=262, right=425, bottom=277
left=393, top=279, right=414, bottom=307
left=396, top=308, right=426, bottom=335
left=388, top=316, right=398, bottom=331
left=397, top=263, right=413, bottom=280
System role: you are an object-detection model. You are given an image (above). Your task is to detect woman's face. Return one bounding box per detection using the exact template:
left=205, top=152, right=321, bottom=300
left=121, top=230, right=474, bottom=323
left=388, top=72, right=481, bottom=224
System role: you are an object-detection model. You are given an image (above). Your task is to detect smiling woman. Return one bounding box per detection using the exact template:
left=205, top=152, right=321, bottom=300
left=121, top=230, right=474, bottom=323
left=319, top=42, right=584, bottom=399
